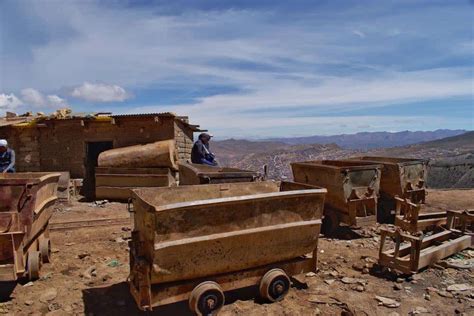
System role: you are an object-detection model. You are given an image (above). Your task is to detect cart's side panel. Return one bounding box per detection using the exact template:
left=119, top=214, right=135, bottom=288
left=177, top=163, right=201, bottom=185
left=152, top=192, right=324, bottom=243
left=291, top=163, right=346, bottom=210
left=151, top=220, right=321, bottom=283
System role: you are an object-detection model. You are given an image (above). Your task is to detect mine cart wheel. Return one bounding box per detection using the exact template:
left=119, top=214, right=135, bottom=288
left=27, top=250, right=42, bottom=281
left=189, top=281, right=225, bottom=316
left=322, top=211, right=340, bottom=235
left=259, top=268, right=291, bottom=302
left=39, top=236, right=51, bottom=263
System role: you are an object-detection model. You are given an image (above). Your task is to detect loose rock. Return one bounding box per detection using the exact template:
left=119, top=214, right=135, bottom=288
left=341, top=277, right=367, bottom=285
left=39, top=288, right=57, bottom=303
left=447, top=284, right=473, bottom=292
left=375, top=296, right=400, bottom=308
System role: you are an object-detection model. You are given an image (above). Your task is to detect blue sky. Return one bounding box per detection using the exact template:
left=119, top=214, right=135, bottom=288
left=0, top=0, right=472, bottom=138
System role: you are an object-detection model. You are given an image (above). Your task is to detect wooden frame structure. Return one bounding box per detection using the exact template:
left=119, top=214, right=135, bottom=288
left=394, top=197, right=447, bottom=233
left=379, top=210, right=473, bottom=274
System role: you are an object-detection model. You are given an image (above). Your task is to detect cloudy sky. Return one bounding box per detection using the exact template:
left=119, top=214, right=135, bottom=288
left=0, top=0, right=472, bottom=138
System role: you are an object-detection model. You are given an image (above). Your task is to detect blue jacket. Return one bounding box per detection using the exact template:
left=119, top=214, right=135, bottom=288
left=0, top=148, right=15, bottom=172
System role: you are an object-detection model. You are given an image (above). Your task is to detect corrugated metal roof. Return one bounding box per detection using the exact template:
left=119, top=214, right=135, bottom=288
left=0, top=117, right=29, bottom=127
left=1, top=111, right=207, bottom=131
left=110, top=112, right=177, bottom=118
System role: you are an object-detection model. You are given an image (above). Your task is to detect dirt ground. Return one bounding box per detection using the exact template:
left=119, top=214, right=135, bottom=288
left=1, top=189, right=473, bottom=316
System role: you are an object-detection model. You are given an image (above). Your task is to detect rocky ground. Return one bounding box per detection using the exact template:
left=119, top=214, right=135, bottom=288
left=0, top=189, right=473, bottom=316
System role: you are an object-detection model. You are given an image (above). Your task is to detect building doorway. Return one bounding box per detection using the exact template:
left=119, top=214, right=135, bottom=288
left=83, top=141, right=114, bottom=200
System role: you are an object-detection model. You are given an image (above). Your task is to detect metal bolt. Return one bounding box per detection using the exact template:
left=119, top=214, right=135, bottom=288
left=275, top=283, right=284, bottom=294
left=206, top=298, right=216, bottom=310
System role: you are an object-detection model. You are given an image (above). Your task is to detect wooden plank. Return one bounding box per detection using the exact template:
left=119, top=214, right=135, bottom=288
left=150, top=220, right=321, bottom=283
left=417, top=235, right=472, bottom=269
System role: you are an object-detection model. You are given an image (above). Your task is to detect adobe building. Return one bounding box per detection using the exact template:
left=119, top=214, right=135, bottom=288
left=0, top=111, right=203, bottom=179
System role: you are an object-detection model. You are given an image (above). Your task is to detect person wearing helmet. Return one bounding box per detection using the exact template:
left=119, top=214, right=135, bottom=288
left=191, top=133, right=218, bottom=166
left=0, top=139, right=15, bottom=173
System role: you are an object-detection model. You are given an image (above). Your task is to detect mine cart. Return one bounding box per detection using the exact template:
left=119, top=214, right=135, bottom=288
left=379, top=210, right=473, bottom=274
left=129, top=181, right=326, bottom=314
left=0, top=172, right=60, bottom=281
left=95, top=167, right=177, bottom=201
left=291, top=160, right=381, bottom=233
left=178, top=162, right=260, bottom=185
left=349, top=157, right=428, bottom=222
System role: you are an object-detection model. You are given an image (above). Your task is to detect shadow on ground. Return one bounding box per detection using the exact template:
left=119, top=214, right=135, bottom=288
left=0, top=282, right=16, bottom=302
left=82, top=282, right=191, bottom=315
left=82, top=282, right=269, bottom=315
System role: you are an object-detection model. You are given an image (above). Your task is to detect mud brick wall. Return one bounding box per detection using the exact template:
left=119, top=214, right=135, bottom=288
left=0, top=116, right=195, bottom=178
left=174, top=120, right=194, bottom=161
left=0, top=126, right=41, bottom=172
left=37, top=117, right=179, bottom=178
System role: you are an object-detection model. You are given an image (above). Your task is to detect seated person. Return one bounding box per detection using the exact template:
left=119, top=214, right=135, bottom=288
left=0, top=139, right=15, bottom=173
left=191, top=133, right=218, bottom=166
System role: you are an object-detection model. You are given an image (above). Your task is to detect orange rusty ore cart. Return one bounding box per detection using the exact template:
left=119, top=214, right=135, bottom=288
left=349, top=156, right=429, bottom=223
left=291, top=160, right=382, bottom=233
left=0, top=172, right=60, bottom=282
left=128, top=181, right=326, bottom=314
left=178, top=162, right=260, bottom=185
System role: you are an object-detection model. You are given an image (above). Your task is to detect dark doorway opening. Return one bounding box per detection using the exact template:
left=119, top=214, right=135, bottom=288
left=82, top=141, right=114, bottom=200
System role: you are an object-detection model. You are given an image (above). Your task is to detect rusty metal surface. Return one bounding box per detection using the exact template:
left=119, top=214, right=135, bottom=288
left=379, top=210, right=473, bottom=274
left=98, top=140, right=179, bottom=170
left=128, top=181, right=326, bottom=310
left=0, top=172, right=60, bottom=281
left=178, top=162, right=260, bottom=185
left=95, top=167, right=177, bottom=201
left=350, top=157, right=428, bottom=222
left=291, top=160, right=382, bottom=228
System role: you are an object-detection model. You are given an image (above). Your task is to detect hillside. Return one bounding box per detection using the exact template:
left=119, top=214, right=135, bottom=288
left=267, top=129, right=466, bottom=149
left=213, top=131, right=474, bottom=188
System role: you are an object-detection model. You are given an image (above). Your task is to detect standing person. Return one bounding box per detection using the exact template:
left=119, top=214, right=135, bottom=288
left=0, top=139, right=15, bottom=173
left=191, top=133, right=218, bottom=166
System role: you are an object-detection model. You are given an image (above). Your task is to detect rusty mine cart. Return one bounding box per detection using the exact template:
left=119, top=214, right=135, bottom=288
left=349, top=156, right=432, bottom=224
left=0, top=172, right=60, bottom=282
left=178, top=162, right=260, bottom=185
left=291, top=160, right=381, bottom=233
left=128, top=181, right=326, bottom=314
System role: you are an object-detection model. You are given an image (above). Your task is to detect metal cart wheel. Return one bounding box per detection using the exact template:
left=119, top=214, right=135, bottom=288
left=189, top=281, right=225, bottom=316
left=322, top=211, right=340, bottom=235
left=27, top=250, right=42, bottom=281
left=259, top=268, right=290, bottom=302
left=39, top=236, right=51, bottom=263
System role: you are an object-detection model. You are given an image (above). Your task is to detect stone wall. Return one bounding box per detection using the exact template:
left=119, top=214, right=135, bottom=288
left=174, top=120, right=194, bottom=161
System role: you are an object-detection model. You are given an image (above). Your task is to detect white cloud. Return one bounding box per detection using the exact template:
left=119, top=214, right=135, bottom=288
left=352, top=30, right=366, bottom=38
left=21, top=88, right=46, bottom=106
left=20, top=88, right=68, bottom=108
left=1, top=1, right=472, bottom=135
left=46, top=95, right=68, bottom=107
left=0, top=93, right=23, bottom=110
left=71, top=82, right=129, bottom=102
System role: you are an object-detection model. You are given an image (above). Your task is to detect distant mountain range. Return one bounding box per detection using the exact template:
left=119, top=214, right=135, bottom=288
left=212, top=131, right=474, bottom=188
left=265, top=129, right=467, bottom=149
